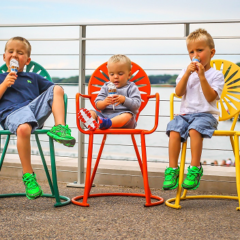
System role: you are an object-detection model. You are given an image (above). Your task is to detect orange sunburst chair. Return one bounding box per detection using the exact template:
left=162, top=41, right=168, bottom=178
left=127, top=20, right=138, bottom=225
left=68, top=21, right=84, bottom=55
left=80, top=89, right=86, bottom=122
left=72, top=61, right=164, bottom=207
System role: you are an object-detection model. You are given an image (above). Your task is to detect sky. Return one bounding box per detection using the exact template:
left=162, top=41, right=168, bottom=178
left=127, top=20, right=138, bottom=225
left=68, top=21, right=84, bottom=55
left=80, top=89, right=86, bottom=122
left=1, top=0, right=240, bottom=78
left=1, top=0, right=240, bottom=24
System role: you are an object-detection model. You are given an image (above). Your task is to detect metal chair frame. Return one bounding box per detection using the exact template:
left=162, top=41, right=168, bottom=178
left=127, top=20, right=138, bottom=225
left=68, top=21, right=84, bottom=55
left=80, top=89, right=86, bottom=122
left=165, top=59, right=240, bottom=210
left=0, top=61, right=70, bottom=207
left=72, top=61, right=164, bottom=207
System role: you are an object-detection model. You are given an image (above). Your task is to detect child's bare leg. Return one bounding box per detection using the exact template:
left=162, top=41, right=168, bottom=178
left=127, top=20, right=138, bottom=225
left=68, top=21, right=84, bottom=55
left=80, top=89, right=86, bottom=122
left=111, top=113, right=132, bottom=128
left=52, top=85, right=65, bottom=125
left=16, top=123, right=33, bottom=174
left=169, top=131, right=181, bottom=168
left=89, top=110, right=98, bottom=121
left=189, top=129, right=202, bottom=166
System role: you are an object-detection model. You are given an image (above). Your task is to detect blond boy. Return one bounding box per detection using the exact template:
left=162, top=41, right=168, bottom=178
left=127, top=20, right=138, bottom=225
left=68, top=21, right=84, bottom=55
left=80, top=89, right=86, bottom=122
left=0, top=37, right=75, bottom=199
left=163, top=29, right=224, bottom=190
left=78, top=54, right=141, bottom=130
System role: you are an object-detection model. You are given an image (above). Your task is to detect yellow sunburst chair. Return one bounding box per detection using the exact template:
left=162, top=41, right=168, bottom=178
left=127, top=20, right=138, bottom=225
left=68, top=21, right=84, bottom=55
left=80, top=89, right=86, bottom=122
left=165, top=59, right=240, bottom=210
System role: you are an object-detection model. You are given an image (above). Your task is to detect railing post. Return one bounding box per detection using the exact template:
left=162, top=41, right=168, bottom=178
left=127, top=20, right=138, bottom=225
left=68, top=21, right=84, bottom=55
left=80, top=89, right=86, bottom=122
left=184, top=23, right=190, bottom=37
left=67, top=25, right=86, bottom=188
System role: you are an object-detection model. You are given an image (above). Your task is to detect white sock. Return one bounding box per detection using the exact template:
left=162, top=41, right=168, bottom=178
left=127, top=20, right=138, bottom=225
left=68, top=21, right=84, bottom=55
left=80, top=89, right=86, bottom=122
left=190, top=165, right=201, bottom=169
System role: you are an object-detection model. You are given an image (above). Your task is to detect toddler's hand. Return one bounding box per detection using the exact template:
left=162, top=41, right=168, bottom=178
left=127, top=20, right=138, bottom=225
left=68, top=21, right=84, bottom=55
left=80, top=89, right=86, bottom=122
left=3, top=72, right=17, bottom=87
left=104, top=95, right=114, bottom=106
left=113, top=95, right=125, bottom=106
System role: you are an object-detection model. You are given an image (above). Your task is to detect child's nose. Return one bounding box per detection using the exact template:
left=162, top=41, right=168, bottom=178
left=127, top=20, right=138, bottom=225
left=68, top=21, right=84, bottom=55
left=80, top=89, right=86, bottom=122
left=12, top=51, right=17, bottom=57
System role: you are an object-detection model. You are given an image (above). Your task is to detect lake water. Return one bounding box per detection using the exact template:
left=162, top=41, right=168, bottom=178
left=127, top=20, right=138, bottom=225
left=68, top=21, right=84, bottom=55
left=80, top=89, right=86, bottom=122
left=4, top=86, right=239, bottom=164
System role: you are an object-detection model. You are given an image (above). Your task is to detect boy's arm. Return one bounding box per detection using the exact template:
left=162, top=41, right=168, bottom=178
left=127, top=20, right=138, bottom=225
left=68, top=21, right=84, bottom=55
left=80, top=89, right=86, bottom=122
left=175, top=62, right=196, bottom=96
left=96, top=97, right=113, bottom=110
left=196, top=62, right=218, bottom=102
left=95, top=83, right=112, bottom=110
left=116, top=83, right=141, bottom=112
left=0, top=72, right=17, bottom=99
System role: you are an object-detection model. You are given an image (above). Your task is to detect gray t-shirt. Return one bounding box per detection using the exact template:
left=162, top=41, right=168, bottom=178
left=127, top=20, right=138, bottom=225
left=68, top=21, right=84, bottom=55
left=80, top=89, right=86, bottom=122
left=95, top=81, right=141, bottom=116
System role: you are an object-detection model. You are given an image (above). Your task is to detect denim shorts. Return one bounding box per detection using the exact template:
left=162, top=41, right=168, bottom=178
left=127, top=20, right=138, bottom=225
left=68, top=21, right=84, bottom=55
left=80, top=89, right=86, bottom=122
left=4, top=85, right=55, bottom=135
left=166, top=113, right=218, bottom=142
left=95, top=111, right=136, bottom=129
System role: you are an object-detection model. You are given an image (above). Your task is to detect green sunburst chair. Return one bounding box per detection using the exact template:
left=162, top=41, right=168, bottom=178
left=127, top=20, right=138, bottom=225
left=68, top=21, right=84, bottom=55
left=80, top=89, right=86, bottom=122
left=0, top=61, right=70, bottom=207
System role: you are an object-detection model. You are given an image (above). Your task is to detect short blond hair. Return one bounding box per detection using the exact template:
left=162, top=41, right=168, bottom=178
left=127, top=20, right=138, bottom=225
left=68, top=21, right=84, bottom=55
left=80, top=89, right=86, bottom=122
left=108, top=54, right=132, bottom=71
left=186, top=28, right=215, bottom=49
left=5, top=36, right=31, bottom=57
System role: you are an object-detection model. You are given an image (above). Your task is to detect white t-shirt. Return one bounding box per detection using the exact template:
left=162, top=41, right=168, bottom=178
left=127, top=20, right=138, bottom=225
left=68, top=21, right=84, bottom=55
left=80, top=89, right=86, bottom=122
left=176, top=67, right=225, bottom=119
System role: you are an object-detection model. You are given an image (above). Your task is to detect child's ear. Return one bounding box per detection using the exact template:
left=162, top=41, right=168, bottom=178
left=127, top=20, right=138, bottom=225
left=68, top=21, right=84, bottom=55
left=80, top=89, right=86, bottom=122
left=25, top=57, right=31, bottom=66
left=128, top=71, right=132, bottom=79
left=3, top=53, right=6, bottom=62
left=210, top=48, right=216, bottom=58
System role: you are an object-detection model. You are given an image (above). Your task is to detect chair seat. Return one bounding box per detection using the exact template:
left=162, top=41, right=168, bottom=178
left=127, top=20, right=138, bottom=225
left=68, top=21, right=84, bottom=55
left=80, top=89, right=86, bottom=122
left=0, top=129, right=50, bottom=135
left=72, top=61, right=164, bottom=207
left=82, top=128, right=147, bottom=135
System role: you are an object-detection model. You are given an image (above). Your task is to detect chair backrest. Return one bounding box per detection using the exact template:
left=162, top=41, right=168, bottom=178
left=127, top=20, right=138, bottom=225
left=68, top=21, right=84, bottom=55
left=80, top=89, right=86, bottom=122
left=87, top=61, right=151, bottom=120
left=0, top=61, right=68, bottom=123
left=211, top=59, right=240, bottom=122
left=0, top=61, right=52, bottom=82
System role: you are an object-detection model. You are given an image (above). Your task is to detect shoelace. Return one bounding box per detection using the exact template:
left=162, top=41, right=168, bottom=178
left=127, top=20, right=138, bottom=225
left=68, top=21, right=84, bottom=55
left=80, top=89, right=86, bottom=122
left=23, top=175, right=38, bottom=189
left=57, top=125, right=71, bottom=135
left=186, top=168, right=200, bottom=180
left=165, top=168, right=178, bottom=180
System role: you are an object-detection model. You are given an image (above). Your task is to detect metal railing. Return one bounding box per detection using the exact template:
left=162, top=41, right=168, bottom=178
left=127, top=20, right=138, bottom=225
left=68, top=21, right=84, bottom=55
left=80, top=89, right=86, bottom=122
left=0, top=20, right=240, bottom=186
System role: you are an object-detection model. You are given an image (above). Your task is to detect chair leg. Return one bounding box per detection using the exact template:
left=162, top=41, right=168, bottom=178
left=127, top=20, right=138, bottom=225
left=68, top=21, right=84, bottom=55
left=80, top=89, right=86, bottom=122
left=131, top=134, right=143, bottom=173
left=88, top=134, right=107, bottom=194
left=175, top=142, right=187, bottom=207
left=0, top=135, right=10, bottom=171
left=35, top=134, right=54, bottom=194
left=49, top=137, right=70, bottom=207
left=165, top=141, right=187, bottom=209
left=140, top=133, right=152, bottom=206
left=234, top=134, right=240, bottom=210
left=81, top=133, right=94, bottom=207
left=132, top=134, right=151, bottom=195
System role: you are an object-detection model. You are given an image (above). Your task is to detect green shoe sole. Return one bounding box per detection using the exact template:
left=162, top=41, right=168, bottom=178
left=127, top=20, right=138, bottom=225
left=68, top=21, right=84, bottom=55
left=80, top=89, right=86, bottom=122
left=182, top=181, right=201, bottom=190
left=26, top=190, right=43, bottom=200
left=162, top=177, right=179, bottom=190
left=47, top=132, right=76, bottom=147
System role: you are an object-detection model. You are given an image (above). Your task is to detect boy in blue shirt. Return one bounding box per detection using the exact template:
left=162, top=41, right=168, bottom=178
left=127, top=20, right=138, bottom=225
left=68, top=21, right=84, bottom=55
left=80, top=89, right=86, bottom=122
left=0, top=36, right=75, bottom=200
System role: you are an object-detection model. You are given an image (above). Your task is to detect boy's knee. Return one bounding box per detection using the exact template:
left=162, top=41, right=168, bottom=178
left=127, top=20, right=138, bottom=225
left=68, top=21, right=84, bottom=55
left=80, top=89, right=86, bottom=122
left=53, top=85, right=64, bottom=95
left=169, top=131, right=181, bottom=139
left=89, top=110, right=97, bottom=120
left=189, top=129, right=201, bottom=137
left=123, top=113, right=132, bottom=120
left=17, top=124, right=32, bottom=137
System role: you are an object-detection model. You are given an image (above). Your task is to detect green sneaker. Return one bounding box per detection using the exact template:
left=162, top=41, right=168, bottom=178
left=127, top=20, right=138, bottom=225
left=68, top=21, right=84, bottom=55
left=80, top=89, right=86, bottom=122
left=162, top=166, right=180, bottom=190
left=182, top=165, right=203, bottom=190
left=47, top=124, right=76, bottom=147
left=22, top=173, right=43, bottom=200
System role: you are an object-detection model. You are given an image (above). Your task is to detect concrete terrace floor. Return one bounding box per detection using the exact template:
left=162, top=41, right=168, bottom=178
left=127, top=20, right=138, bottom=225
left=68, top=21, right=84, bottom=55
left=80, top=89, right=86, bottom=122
left=0, top=176, right=240, bottom=240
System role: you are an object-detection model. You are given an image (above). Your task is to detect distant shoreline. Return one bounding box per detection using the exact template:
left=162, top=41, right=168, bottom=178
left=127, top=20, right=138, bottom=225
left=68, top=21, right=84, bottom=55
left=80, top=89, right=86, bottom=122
left=59, top=83, right=176, bottom=88
left=151, top=84, right=175, bottom=88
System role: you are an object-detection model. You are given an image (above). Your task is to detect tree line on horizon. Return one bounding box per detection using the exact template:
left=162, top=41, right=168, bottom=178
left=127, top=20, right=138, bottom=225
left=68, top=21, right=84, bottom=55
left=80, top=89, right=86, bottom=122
left=52, top=74, right=178, bottom=85
left=52, top=62, right=240, bottom=85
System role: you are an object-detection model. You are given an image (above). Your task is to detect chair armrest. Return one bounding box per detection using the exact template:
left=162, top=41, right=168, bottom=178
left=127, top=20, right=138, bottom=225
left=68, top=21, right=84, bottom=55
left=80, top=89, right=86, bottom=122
left=143, top=93, right=159, bottom=134
left=170, top=93, right=181, bottom=121
left=76, top=93, right=91, bottom=133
